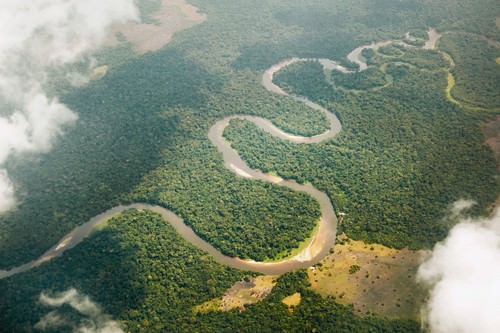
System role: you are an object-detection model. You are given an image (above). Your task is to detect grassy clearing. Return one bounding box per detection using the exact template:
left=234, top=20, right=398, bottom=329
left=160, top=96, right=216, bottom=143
left=193, top=275, right=277, bottom=313
left=110, top=0, right=206, bottom=54
left=445, top=72, right=461, bottom=107
left=282, top=292, right=301, bottom=313
left=308, top=234, right=427, bottom=320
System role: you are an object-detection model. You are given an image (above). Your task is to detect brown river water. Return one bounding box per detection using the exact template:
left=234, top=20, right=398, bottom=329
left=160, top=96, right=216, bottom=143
left=0, top=29, right=442, bottom=279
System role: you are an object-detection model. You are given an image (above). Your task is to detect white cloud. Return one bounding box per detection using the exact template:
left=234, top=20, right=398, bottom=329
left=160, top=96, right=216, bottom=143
left=418, top=204, right=500, bottom=333
left=449, top=199, right=475, bottom=218
left=36, top=288, right=124, bottom=333
left=34, top=310, right=69, bottom=331
left=0, top=0, right=139, bottom=213
left=0, top=170, right=15, bottom=212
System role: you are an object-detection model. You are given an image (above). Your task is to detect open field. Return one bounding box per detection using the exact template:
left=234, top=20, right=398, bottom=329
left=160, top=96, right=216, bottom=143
left=109, top=0, right=206, bottom=54
left=308, top=235, right=427, bottom=320
left=282, top=292, right=301, bottom=313
left=194, top=275, right=277, bottom=312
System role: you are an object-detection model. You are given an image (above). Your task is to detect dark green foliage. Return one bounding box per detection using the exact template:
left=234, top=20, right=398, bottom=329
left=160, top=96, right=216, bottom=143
left=227, top=47, right=499, bottom=249
left=126, top=139, right=321, bottom=261
left=439, top=32, right=500, bottom=109
left=379, top=44, right=407, bottom=57
left=0, top=210, right=244, bottom=332
left=0, top=212, right=418, bottom=332
left=332, top=67, right=387, bottom=90
left=0, top=49, right=222, bottom=268
left=349, top=265, right=361, bottom=274
left=274, top=61, right=339, bottom=101
left=0, top=0, right=498, bottom=331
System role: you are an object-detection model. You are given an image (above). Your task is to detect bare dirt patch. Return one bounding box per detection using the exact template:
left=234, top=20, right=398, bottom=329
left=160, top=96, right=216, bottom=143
left=282, top=292, right=301, bottom=313
left=193, top=275, right=277, bottom=313
left=109, top=0, right=206, bottom=54
left=308, top=234, right=427, bottom=320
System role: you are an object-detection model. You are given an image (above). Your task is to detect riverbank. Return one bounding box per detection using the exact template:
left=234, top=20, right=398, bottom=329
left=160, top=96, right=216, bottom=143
left=0, top=27, right=448, bottom=279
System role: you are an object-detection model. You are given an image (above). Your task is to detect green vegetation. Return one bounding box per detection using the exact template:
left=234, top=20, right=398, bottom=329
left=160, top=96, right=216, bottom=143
left=349, top=264, right=361, bottom=274
left=1, top=49, right=217, bottom=267
left=0, top=210, right=419, bottom=332
left=0, top=210, right=243, bottom=332
left=136, top=0, right=162, bottom=24
left=273, top=61, right=338, bottom=102
left=227, top=44, right=499, bottom=249
left=439, top=32, right=500, bottom=109
left=1, top=45, right=326, bottom=268
left=126, top=140, right=321, bottom=261
left=378, top=46, right=450, bottom=71
left=333, top=67, right=387, bottom=91
left=0, top=0, right=499, bottom=331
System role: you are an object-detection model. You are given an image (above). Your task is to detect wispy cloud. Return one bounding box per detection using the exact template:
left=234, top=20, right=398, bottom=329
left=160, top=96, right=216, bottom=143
left=0, top=0, right=138, bottom=213
left=418, top=202, right=500, bottom=333
left=36, top=288, right=124, bottom=333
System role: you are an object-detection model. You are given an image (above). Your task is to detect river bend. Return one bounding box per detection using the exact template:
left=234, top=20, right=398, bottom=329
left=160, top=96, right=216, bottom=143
left=0, top=29, right=441, bottom=279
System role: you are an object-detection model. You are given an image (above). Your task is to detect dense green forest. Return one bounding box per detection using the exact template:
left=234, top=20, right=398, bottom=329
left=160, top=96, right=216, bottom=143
left=0, top=0, right=499, bottom=331
left=0, top=210, right=419, bottom=332
left=1, top=0, right=497, bottom=268
left=0, top=39, right=323, bottom=267
left=125, top=141, right=321, bottom=261
left=230, top=42, right=499, bottom=249
left=438, top=32, right=500, bottom=109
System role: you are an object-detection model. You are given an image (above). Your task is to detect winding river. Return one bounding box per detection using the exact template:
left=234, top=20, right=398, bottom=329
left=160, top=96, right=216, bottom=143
left=0, top=29, right=442, bottom=279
